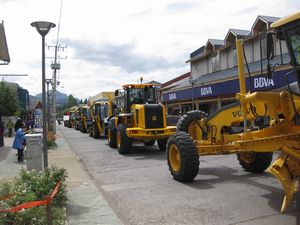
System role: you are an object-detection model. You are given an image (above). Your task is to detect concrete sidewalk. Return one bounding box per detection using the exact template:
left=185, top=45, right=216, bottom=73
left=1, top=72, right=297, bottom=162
left=0, top=127, right=123, bottom=225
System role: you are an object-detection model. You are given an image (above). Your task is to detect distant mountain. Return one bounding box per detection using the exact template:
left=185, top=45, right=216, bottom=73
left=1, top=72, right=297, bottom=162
left=30, top=90, right=79, bottom=108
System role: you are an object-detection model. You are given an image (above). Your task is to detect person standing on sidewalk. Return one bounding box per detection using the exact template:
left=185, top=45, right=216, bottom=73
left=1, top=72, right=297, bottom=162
left=12, top=120, right=26, bottom=162
left=6, top=118, right=14, bottom=137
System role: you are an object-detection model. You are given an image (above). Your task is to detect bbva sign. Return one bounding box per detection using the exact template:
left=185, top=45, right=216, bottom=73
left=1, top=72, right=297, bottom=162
left=169, top=93, right=177, bottom=100
left=254, top=77, right=275, bottom=88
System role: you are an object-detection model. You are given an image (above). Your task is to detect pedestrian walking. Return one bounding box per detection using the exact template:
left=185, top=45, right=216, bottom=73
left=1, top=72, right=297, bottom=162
left=12, top=121, right=27, bottom=162
left=6, top=118, right=14, bottom=137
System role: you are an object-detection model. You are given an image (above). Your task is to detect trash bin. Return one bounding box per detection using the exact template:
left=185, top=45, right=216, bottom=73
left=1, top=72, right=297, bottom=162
left=25, top=133, right=44, bottom=171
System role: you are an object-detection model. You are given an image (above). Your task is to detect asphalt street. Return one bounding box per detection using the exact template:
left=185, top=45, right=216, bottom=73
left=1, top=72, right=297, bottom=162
left=59, top=125, right=300, bottom=225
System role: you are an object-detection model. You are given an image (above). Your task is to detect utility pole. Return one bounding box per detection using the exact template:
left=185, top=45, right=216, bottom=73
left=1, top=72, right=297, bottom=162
left=47, top=44, right=66, bottom=134
left=45, top=79, right=52, bottom=131
left=49, top=0, right=65, bottom=135
left=51, top=46, right=59, bottom=134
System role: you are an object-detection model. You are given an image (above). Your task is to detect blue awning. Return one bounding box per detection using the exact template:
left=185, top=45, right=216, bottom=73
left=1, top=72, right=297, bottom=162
left=163, top=68, right=296, bottom=102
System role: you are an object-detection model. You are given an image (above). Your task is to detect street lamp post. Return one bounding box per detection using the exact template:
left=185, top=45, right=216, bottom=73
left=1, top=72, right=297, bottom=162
left=31, top=21, right=56, bottom=169
left=45, top=79, right=52, bottom=132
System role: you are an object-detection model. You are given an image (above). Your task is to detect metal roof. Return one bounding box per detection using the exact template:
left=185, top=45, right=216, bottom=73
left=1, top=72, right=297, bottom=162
left=227, top=29, right=250, bottom=39
left=207, top=39, right=224, bottom=46
left=161, top=74, right=191, bottom=90
left=206, top=39, right=224, bottom=50
left=259, top=15, right=281, bottom=23
left=190, top=46, right=205, bottom=58
left=161, top=72, right=190, bottom=89
left=251, top=15, right=281, bottom=32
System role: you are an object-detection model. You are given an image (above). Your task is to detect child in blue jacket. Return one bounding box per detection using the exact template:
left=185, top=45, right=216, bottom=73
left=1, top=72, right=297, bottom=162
left=12, top=121, right=26, bottom=162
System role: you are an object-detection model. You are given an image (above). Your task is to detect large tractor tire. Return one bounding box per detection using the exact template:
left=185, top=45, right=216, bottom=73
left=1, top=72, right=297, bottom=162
left=117, top=123, right=132, bottom=154
left=143, top=140, right=156, bottom=146
left=93, top=123, right=100, bottom=139
left=157, top=138, right=167, bottom=151
left=108, top=126, right=117, bottom=148
left=237, top=152, right=273, bottom=173
left=167, top=131, right=199, bottom=182
left=176, top=110, right=207, bottom=140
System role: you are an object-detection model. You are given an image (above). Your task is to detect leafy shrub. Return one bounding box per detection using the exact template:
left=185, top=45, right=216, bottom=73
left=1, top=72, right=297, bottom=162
left=47, top=132, right=57, bottom=149
left=0, top=166, right=67, bottom=225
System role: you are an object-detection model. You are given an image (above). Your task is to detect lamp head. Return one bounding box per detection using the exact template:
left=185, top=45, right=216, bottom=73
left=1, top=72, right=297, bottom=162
left=31, top=21, right=56, bottom=37
left=45, top=78, right=52, bottom=84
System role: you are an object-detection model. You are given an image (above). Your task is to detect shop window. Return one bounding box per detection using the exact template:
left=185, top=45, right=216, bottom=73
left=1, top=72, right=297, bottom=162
left=233, top=48, right=237, bottom=67
left=210, top=102, right=218, bottom=114
left=221, top=99, right=237, bottom=107
left=212, top=53, right=221, bottom=72
left=182, top=104, right=192, bottom=114
left=261, top=34, right=267, bottom=58
left=198, top=103, right=210, bottom=114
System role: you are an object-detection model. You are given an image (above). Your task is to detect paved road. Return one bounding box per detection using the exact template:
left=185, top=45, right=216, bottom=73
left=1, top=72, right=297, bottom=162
left=59, top=125, right=300, bottom=225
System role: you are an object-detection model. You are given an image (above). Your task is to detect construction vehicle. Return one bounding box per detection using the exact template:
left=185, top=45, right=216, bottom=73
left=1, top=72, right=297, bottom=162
left=107, top=81, right=176, bottom=154
left=73, top=108, right=80, bottom=130
left=167, top=12, right=300, bottom=213
left=74, top=105, right=90, bottom=132
left=64, top=107, right=77, bottom=128
left=88, top=97, right=114, bottom=138
left=79, top=105, right=92, bottom=133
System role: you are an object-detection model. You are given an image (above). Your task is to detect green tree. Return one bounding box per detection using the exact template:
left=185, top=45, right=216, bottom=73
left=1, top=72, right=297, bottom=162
left=84, top=98, right=88, bottom=104
left=66, top=94, right=77, bottom=108
left=0, top=81, right=20, bottom=118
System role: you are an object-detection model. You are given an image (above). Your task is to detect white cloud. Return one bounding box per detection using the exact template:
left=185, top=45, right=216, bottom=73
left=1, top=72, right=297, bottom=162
left=0, top=0, right=299, bottom=99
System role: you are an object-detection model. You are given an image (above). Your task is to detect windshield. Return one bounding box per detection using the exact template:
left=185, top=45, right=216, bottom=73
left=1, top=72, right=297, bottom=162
left=127, top=87, right=156, bottom=105
left=100, top=105, right=109, bottom=118
left=95, top=104, right=101, bottom=116
left=82, top=108, right=90, bottom=119
left=290, top=32, right=300, bottom=66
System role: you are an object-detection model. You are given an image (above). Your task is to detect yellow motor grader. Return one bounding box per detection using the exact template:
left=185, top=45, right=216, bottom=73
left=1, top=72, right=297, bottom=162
left=108, top=82, right=176, bottom=154
left=167, top=12, right=300, bottom=212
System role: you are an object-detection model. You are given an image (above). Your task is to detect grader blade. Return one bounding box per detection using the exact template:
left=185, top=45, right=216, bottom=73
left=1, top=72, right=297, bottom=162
left=268, top=153, right=299, bottom=212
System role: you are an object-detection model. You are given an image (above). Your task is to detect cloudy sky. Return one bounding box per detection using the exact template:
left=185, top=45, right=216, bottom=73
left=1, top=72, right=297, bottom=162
left=0, top=0, right=299, bottom=99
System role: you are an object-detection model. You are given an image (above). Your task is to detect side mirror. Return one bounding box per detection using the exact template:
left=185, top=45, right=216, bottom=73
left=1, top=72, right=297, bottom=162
left=115, top=90, right=119, bottom=96
left=266, top=33, right=274, bottom=60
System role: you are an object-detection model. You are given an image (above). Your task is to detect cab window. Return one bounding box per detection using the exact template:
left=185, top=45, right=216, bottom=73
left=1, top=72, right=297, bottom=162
left=290, top=32, right=300, bottom=66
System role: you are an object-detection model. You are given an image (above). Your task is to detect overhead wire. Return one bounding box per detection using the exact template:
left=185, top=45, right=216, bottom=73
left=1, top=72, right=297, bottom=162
left=56, top=0, right=63, bottom=81
left=56, top=0, right=63, bottom=46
